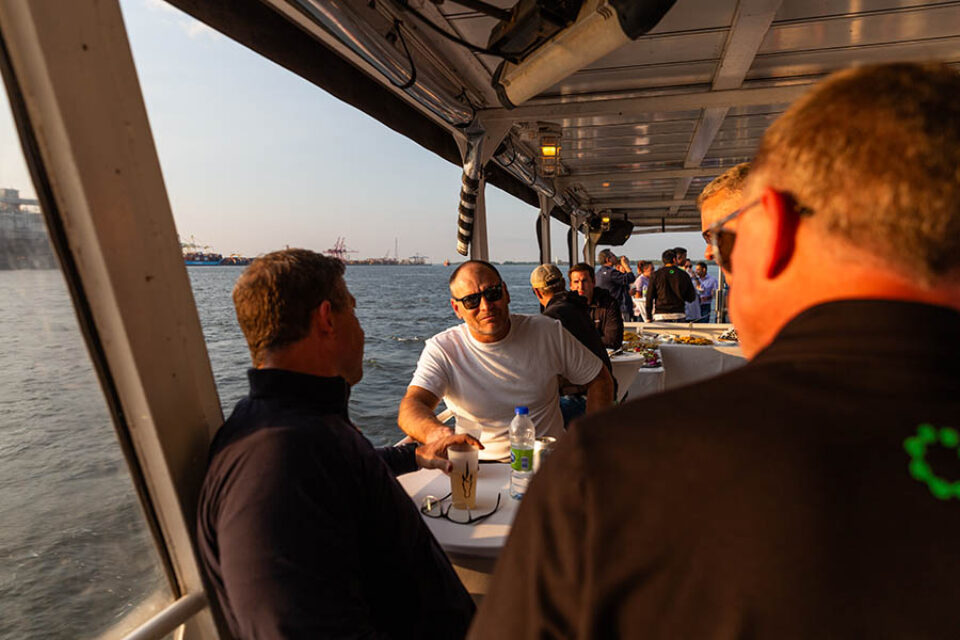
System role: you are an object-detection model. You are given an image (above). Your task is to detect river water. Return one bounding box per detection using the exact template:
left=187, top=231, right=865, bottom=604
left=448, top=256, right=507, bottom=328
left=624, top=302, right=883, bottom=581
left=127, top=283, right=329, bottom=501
left=0, top=263, right=543, bottom=638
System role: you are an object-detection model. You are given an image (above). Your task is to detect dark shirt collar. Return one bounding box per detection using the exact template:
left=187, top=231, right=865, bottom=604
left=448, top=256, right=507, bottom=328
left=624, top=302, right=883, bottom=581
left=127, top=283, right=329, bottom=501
left=753, top=299, right=960, bottom=365
left=247, top=368, right=351, bottom=416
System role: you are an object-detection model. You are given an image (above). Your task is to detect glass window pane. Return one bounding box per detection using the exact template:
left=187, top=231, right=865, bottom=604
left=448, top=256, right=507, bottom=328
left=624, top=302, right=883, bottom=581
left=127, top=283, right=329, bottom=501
left=0, top=85, right=174, bottom=637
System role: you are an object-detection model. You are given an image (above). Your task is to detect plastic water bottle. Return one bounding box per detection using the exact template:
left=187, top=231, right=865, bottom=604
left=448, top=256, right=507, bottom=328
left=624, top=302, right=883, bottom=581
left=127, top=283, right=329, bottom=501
left=509, top=406, right=536, bottom=499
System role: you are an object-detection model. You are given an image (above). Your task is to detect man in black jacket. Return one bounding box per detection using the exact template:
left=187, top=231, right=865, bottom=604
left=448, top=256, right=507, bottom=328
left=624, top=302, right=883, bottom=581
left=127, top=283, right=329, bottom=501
left=644, top=249, right=697, bottom=322
left=530, top=264, right=615, bottom=423
left=568, top=262, right=623, bottom=349
left=472, top=63, right=960, bottom=639
left=197, top=249, right=476, bottom=639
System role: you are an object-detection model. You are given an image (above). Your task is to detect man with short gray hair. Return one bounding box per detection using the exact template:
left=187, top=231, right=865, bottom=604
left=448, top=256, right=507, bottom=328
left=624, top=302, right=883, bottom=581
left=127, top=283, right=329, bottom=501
left=473, top=62, right=960, bottom=638
left=698, top=162, right=750, bottom=263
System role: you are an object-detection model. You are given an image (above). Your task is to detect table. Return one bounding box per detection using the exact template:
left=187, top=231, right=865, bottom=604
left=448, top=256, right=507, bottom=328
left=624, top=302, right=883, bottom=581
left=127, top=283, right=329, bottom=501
left=659, top=343, right=744, bottom=390
left=398, top=463, right=517, bottom=597
left=608, top=351, right=646, bottom=401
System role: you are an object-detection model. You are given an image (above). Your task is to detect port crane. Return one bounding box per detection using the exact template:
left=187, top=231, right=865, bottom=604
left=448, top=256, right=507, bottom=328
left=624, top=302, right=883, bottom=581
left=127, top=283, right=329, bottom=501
left=324, top=236, right=358, bottom=262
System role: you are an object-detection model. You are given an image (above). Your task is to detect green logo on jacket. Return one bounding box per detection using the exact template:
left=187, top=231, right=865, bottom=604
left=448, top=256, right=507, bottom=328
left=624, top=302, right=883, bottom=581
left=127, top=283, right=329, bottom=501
left=904, top=424, right=960, bottom=500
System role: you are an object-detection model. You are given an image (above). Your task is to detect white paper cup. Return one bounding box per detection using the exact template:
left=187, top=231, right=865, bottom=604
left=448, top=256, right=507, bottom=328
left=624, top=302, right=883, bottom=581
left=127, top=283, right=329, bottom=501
left=447, top=444, right=479, bottom=509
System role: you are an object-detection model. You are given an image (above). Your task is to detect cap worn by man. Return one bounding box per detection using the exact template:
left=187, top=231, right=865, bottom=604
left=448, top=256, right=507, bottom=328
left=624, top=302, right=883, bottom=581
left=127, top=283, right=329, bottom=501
left=196, top=249, right=475, bottom=639
left=399, top=260, right=613, bottom=461
left=471, top=63, right=960, bottom=639
left=529, top=264, right=615, bottom=425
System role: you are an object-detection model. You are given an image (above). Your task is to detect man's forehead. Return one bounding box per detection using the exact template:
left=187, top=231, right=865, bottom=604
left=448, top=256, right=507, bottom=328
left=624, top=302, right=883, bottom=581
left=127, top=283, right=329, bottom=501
left=700, top=189, right=743, bottom=229
left=450, top=265, right=498, bottom=294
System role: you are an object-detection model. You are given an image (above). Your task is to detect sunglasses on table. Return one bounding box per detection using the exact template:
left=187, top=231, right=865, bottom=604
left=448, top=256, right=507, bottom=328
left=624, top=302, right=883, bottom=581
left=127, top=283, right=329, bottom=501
left=703, top=196, right=812, bottom=273
left=420, top=492, right=502, bottom=525
left=451, top=282, right=504, bottom=310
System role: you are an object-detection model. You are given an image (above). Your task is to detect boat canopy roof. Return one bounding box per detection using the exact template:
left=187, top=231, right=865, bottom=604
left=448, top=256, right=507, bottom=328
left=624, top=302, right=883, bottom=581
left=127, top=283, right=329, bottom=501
left=166, top=0, right=960, bottom=235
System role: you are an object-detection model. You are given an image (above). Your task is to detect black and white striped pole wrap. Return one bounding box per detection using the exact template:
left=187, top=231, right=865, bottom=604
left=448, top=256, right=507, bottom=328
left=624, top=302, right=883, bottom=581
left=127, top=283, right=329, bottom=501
left=456, top=129, right=484, bottom=256
left=457, top=172, right=480, bottom=256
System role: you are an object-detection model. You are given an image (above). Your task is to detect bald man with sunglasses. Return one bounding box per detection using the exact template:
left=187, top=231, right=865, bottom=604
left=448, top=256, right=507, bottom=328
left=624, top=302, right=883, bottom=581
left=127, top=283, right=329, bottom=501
left=399, top=260, right=613, bottom=461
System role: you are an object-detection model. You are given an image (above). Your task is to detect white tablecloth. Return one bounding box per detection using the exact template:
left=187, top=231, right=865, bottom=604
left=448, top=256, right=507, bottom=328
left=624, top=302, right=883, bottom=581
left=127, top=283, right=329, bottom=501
left=609, top=352, right=650, bottom=401
left=397, top=463, right=516, bottom=558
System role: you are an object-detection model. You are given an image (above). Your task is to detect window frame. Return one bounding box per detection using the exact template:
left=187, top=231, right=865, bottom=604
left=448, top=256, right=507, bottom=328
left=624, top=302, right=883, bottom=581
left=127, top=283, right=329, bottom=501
left=0, top=1, right=224, bottom=637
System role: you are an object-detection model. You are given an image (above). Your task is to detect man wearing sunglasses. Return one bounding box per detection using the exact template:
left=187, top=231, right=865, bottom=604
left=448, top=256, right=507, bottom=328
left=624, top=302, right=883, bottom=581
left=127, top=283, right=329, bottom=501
left=472, top=63, right=960, bottom=639
left=399, top=260, right=612, bottom=461
left=698, top=162, right=751, bottom=265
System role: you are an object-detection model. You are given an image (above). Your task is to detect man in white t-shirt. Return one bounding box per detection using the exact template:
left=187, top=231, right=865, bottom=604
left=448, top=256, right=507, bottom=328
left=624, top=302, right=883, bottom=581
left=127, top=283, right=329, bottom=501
left=398, top=260, right=614, bottom=460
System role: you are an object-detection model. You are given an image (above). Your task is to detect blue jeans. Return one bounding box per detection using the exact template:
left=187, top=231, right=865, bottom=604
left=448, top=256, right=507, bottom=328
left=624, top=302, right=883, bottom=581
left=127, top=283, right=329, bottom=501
left=696, top=303, right=711, bottom=323
left=559, top=395, right=587, bottom=429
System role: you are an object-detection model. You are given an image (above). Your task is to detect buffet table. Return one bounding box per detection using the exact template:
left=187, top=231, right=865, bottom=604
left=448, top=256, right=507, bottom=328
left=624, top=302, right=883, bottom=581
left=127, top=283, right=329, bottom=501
left=618, top=323, right=747, bottom=401
left=398, top=463, right=516, bottom=599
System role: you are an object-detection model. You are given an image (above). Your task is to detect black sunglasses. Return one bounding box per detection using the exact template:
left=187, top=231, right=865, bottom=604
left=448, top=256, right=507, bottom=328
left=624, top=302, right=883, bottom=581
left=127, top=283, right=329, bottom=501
left=451, top=282, right=504, bottom=310
left=704, top=196, right=812, bottom=273
left=420, top=492, right=502, bottom=525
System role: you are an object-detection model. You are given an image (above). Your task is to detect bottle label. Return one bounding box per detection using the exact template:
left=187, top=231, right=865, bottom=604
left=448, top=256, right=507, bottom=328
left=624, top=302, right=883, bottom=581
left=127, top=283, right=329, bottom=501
left=510, top=447, right=534, bottom=472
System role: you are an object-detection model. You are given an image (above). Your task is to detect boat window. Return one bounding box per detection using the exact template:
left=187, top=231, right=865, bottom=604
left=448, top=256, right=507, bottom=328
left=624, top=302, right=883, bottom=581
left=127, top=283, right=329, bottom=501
left=0, top=84, right=174, bottom=638
left=117, top=0, right=569, bottom=449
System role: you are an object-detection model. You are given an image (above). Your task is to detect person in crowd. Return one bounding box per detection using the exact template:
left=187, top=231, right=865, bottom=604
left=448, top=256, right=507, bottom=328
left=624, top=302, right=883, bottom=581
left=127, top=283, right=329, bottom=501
left=693, top=261, right=718, bottom=322
left=398, top=260, right=613, bottom=461
left=530, top=264, right=615, bottom=425
left=698, top=162, right=751, bottom=263
left=568, top=262, right=623, bottom=349
left=594, top=248, right=636, bottom=321
left=644, top=249, right=696, bottom=322
left=630, top=260, right=654, bottom=321
left=470, top=62, right=960, bottom=639
left=673, top=247, right=688, bottom=268
left=671, top=249, right=699, bottom=320
left=197, top=249, right=476, bottom=639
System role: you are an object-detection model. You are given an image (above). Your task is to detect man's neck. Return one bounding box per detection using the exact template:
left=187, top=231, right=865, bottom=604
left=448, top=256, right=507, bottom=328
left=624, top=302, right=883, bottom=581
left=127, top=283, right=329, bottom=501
left=259, top=342, right=343, bottom=380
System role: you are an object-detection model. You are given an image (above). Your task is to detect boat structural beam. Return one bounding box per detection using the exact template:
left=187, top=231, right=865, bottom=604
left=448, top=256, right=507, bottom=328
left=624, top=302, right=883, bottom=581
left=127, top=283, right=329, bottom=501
left=537, top=192, right=551, bottom=265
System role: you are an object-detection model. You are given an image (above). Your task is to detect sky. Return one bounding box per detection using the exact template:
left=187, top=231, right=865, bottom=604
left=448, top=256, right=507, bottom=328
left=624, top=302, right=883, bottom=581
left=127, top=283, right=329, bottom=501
left=0, top=0, right=708, bottom=264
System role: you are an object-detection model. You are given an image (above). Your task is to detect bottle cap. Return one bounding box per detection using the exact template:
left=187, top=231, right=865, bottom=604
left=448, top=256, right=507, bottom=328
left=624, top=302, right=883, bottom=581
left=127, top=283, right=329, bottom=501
left=515, top=406, right=529, bottom=415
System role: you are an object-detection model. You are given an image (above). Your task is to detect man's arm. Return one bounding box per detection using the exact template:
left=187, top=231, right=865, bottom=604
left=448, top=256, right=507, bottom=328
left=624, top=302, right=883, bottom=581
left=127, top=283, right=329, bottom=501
left=584, top=365, right=614, bottom=412
left=398, top=385, right=481, bottom=470
left=680, top=271, right=697, bottom=303
left=645, top=273, right=656, bottom=321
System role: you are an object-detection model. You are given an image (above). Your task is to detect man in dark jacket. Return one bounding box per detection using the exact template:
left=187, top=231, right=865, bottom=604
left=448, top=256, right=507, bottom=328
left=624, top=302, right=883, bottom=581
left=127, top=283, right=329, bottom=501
left=594, top=248, right=636, bottom=321
left=568, top=262, right=623, bottom=349
left=645, top=249, right=697, bottom=322
left=197, top=249, right=476, bottom=639
left=530, top=264, right=616, bottom=423
left=472, top=63, right=960, bottom=639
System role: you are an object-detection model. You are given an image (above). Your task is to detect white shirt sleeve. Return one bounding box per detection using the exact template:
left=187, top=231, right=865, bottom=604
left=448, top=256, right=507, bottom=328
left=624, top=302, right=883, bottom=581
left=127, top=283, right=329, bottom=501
left=555, top=322, right=604, bottom=386
left=408, top=337, right=450, bottom=399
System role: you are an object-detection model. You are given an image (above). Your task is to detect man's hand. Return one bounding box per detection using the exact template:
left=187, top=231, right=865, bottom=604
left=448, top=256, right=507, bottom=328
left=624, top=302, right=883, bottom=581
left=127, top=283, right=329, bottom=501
left=416, top=434, right=484, bottom=473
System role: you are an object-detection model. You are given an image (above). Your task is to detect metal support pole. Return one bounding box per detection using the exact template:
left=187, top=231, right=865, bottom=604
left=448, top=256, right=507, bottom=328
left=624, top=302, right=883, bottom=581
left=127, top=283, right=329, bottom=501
left=537, top=193, right=551, bottom=264
left=470, top=179, right=489, bottom=261
left=567, top=225, right=578, bottom=267
left=584, top=236, right=596, bottom=267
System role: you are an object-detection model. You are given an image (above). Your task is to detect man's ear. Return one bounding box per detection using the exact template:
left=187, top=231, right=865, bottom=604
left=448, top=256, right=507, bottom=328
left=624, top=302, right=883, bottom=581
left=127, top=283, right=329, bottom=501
left=312, top=300, right=335, bottom=336
left=503, top=282, right=511, bottom=305
left=761, top=187, right=800, bottom=279
left=450, top=298, right=463, bottom=320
